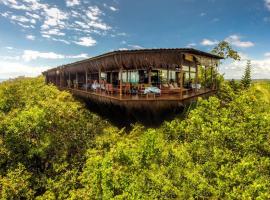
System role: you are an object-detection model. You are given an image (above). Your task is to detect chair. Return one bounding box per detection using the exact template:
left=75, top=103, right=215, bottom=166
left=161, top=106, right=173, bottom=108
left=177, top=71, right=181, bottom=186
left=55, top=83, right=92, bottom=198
left=105, top=84, right=114, bottom=94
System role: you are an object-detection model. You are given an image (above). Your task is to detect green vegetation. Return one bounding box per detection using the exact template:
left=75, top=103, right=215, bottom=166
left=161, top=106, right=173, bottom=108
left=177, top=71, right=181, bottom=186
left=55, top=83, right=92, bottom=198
left=0, top=77, right=269, bottom=199
left=241, top=60, right=252, bottom=89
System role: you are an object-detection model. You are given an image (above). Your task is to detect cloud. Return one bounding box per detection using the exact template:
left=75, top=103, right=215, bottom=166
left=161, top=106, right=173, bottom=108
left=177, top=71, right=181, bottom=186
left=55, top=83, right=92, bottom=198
left=22, top=50, right=89, bottom=61
left=118, top=48, right=128, bottom=50
left=109, top=6, right=118, bottom=11
left=0, top=0, right=116, bottom=45
left=264, top=52, right=270, bottom=57
left=186, top=43, right=196, bottom=48
left=0, top=61, right=49, bottom=79
left=220, top=55, right=270, bottom=79
left=265, top=0, right=270, bottom=10
left=26, top=34, right=35, bottom=40
left=200, top=12, right=206, bottom=17
left=66, top=0, right=80, bottom=7
left=128, top=44, right=144, bottom=49
left=225, top=35, right=254, bottom=48
left=74, top=36, right=97, bottom=47
left=200, top=39, right=219, bottom=46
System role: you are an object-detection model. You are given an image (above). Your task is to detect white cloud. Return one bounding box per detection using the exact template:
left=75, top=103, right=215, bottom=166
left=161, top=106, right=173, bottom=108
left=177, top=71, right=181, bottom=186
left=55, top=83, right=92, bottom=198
left=22, top=50, right=65, bottom=61
left=5, top=46, right=14, bottom=50
left=51, top=38, right=70, bottom=44
left=86, top=6, right=102, bottom=21
left=200, top=39, right=219, bottom=46
left=0, top=61, right=49, bottom=79
left=220, top=55, right=270, bottom=79
left=74, top=36, right=97, bottom=47
left=127, top=45, right=144, bottom=49
left=22, top=50, right=89, bottom=61
left=109, top=6, right=118, bottom=11
left=225, top=35, right=254, bottom=48
left=66, top=0, right=80, bottom=7
left=68, top=53, right=88, bottom=59
left=41, top=28, right=65, bottom=36
left=26, top=34, right=35, bottom=40
left=265, top=0, right=270, bottom=10
left=118, top=48, right=128, bottom=51
left=186, top=43, right=196, bottom=48
left=200, top=12, right=206, bottom=17
left=264, top=52, right=270, bottom=57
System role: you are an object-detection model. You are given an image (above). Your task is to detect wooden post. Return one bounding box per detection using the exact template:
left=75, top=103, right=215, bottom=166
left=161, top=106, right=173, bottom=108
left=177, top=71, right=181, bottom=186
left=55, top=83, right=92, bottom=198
left=179, top=54, right=184, bottom=99
left=188, top=65, right=191, bottom=83
left=180, top=68, right=183, bottom=99
left=59, top=71, right=62, bottom=88
left=76, top=72, right=78, bottom=89
left=98, top=68, right=101, bottom=83
left=167, top=66, right=169, bottom=84
left=119, top=68, right=123, bottom=97
left=204, top=66, right=207, bottom=91
left=210, top=66, right=214, bottom=90
left=195, top=63, right=198, bottom=94
left=68, top=72, right=71, bottom=88
left=85, top=70, right=88, bottom=91
left=148, top=68, right=152, bottom=85
left=110, top=71, right=113, bottom=84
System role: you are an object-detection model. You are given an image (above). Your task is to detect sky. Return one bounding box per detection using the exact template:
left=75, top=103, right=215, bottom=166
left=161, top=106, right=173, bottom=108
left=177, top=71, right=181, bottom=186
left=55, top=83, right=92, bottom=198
left=0, top=0, right=270, bottom=79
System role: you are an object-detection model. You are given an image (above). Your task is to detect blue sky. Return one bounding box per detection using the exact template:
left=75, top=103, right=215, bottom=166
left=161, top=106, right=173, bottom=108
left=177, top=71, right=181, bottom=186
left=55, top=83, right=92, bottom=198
left=0, top=0, right=270, bottom=79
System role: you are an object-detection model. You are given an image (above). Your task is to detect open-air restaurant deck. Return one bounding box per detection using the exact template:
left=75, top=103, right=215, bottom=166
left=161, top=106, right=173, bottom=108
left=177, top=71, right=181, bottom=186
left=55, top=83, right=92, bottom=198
left=43, top=48, right=223, bottom=111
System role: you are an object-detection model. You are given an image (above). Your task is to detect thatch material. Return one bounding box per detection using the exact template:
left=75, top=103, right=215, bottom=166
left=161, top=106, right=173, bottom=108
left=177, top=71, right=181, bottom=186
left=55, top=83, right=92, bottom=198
left=44, top=48, right=223, bottom=75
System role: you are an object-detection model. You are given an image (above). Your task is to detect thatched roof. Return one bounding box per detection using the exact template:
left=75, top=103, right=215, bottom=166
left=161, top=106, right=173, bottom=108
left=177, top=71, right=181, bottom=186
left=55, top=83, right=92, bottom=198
left=44, top=48, right=223, bottom=75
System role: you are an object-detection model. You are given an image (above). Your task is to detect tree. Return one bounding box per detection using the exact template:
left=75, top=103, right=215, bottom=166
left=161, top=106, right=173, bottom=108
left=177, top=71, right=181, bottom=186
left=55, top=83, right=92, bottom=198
left=241, top=60, right=252, bottom=89
left=212, top=41, right=241, bottom=61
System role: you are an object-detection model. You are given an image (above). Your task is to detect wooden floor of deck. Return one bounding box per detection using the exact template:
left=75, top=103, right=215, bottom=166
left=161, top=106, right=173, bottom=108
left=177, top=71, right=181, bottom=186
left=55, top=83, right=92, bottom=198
left=64, top=87, right=215, bottom=102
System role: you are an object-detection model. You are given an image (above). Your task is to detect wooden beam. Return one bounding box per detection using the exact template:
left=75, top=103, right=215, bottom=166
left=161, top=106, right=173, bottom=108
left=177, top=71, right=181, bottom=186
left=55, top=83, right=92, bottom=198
left=68, top=72, right=71, bottom=88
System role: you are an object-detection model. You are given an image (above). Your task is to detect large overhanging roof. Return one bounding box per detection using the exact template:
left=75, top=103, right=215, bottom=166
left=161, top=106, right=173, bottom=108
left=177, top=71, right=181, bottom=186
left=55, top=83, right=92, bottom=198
left=44, top=48, right=223, bottom=75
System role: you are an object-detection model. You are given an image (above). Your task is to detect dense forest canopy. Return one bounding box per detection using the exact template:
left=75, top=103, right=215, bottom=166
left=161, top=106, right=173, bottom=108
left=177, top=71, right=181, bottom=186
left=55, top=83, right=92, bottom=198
left=0, top=76, right=270, bottom=199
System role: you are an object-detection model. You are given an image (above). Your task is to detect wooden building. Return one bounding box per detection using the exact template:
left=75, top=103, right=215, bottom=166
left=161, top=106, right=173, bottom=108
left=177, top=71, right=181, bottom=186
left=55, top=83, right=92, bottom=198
left=43, top=48, right=223, bottom=113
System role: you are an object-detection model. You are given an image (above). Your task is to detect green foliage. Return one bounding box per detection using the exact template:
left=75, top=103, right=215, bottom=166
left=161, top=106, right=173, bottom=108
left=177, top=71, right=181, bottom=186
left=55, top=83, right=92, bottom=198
left=211, top=41, right=241, bottom=61
left=0, top=77, right=109, bottom=198
left=68, top=82, right=270, bottom=199
left=0, top=77, right=269, bottom=199
left=241, top=60, right=252, bottom=89
left=0, top=164, right=34, bottom=200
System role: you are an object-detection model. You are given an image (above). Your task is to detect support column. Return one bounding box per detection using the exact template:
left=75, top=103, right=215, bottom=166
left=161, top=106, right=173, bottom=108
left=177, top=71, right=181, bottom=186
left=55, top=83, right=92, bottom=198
left=179, top=54, right=184, bottom=99
left=210, top=66, right=213, bottom=90
left=204, top=66, right=207, bottom=91
left=109, top=71, right=112, bottom=84
left=68, top=72, right=71, bottom=88
left=195, top=62, right=198, bottom=94
left=188, top=65, right=191, bottom=83
left=167, top=66, right=169, bottom=84
left=148, top=68, right=152, bottom=85
left=85, top=70, right=88, bottom=91
left=98, top=68, right=101, bottom=83
left=59, top=71, right=62, bottom=88
left=119, top=68, right=123, bottom=97
left=180, top=67, right=183, bottom=99
left=76, top=72, right=78, bottom=89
